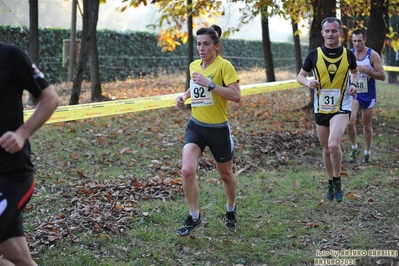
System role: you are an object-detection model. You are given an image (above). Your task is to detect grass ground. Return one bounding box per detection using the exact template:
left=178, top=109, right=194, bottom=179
left=20, top=70, right=399, bottom=265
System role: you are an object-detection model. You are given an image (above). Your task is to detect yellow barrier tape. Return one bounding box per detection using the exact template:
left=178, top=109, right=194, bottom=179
left=24, top=94, right=182, bottom=123
left=21, top=65, right=399, bottom=124
left=240, top=79, right=301, bottom=96
left=383, top=66, right=399, bottom=72
left=20, top=78, right=324, bottom=123
left=24, top=79, right=303, bottom=123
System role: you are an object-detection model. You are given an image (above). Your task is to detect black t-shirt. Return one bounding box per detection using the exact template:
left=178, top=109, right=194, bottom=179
left=0, top=42, right=49, bottom=178
left=302, top=46, right=357, bottom=72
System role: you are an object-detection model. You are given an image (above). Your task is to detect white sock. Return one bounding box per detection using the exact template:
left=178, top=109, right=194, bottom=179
left=189, top=210, right=199, bottom=220
left=365, top=150, right=371, bottom=155
left=226, top=204, right=235, bottom=212
left=352, top=144, right=358, bottom=149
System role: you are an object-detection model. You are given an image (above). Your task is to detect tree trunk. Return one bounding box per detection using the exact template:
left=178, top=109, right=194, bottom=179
left=69, top=0, right=99, bottom=105
left=387, top=10, right=399, bottom=83
left=292, top=21, right=302, bottom=74
left=184, top=0, right=194, bottom=108
left=68, top=0, right=77, bottom=82
left=309, top=0, right=336, bottom=51
left=340, top=1, right=353, bottom=49
left=186, top=0, right=194, bottom=91
left=306, top=0, right=336, bottom=107
left=261, top=18, right=275, bottom=82
left=90, top=31, right=102, bottom=101
left=367, top=0, right=389, bottom=55
left=386, top=43, right=397, bottom=83
left=28, top=0, right=39, bottom=106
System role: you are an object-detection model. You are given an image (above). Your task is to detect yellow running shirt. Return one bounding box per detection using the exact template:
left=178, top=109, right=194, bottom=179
left=189, top=55, right=239, bottom=124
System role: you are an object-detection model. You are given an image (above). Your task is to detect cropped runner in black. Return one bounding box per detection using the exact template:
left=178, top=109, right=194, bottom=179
left=0, top=41, right=59, bottom=265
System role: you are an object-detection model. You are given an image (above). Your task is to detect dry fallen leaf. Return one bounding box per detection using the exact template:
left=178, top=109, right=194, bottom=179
left=76, top=186, right=94, bottom=194
left=102, top=234, right=111, bottom=240
left=207, top=178, right=219, bottom=184
left=357, top=165, right=373, bottom=169
left=345, top=192, right=361, bottom=199
left=115, top=204, right=124, bottom=210
left=306, top=223, right=320, bottom=228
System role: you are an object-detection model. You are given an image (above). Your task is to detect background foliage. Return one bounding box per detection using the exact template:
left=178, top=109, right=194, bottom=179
left=0, top=25, right=308, bottom=84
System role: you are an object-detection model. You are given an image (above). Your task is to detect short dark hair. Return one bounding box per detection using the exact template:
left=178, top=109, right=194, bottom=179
left=321, top=17, right=343, bottom=30
left=352, top=29, right=366, bottom=38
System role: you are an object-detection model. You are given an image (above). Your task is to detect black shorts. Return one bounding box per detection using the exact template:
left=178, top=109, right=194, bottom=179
left=0, top=174, right=35, bottom=243
left=315, top=110, right=351, bottom=127
left=184, top=117, right=234, bottom=163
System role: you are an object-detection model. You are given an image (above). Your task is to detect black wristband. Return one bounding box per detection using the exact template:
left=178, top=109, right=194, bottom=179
left=350, top=82, right=357, bottom=88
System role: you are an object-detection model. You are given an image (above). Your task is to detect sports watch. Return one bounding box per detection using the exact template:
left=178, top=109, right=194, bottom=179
left=208, top=82, right=216, bottom=92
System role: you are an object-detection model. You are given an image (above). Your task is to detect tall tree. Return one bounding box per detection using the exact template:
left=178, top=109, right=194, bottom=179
left=340, top=0, right=370, bottom=43
left=28, top=0, right=39, bottom=106
left=68, top=0, right=78, bottom=82
left=340, top=1, right=352, bottom=48
left=231, top=0, right=285, bottom=82
left=292, top=21, right=303, bottom=74
left=367, top=0, right=389, bottom=55
left=281, top=0, right=311, bottom=73
left=69, top=0, right=100, bottom=105
left=186, top=0, right=194, bottom=92
left=121, top=0, right=223, bottom=51
left=90, top=30, right=102, bottom=101
left=308, top=0, right=336, bottom=51
left=261, top=17, right=275, bottom=82
left=386, top=5, right=399, bottom=83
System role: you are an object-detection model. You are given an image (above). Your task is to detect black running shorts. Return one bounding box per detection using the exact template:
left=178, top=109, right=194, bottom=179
left=315, top=110, right=351, bottom=127
left=0, top=174, right=35, bottom=243
left=184, top=118, right=234, bottom=163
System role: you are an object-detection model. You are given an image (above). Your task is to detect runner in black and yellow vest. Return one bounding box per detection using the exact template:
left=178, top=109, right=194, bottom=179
left=297, top=17, right=359, bottom=203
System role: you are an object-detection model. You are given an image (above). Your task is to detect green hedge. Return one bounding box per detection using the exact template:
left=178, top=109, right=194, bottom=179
left=0, top=25, right=307, bottom=84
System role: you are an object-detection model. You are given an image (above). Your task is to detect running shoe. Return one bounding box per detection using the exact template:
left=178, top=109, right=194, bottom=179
left=363, top=154, right=371, bottom=165
left=225, top=208, right=237, bottom=229
left=333, top=180, right=344, bottom=202
left=326, top=183, right=334, bottom=202
left=177, top=215, right=202, bottom=236
left=349, top=147, right=360, bottom=163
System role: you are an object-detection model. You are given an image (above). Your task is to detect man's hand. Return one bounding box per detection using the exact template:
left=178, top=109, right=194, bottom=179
left=348, top=84, right=357, bottom=96
left=308, top=79, right=320, bottom=89
left=0, top=131, right=25, bottom=154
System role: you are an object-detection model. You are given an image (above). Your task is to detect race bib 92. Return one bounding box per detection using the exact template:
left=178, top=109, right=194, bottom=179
left=189, top=79, right=214, bottom=107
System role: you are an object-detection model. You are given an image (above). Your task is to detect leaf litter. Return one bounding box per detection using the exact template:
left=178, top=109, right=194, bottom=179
left=24, top=76, right=324, bottom=254
left=23, top=74, right=399, bottom=265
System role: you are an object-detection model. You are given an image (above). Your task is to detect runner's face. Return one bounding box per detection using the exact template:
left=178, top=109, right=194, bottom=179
left=197, top=35, right=217, bottom=62
left=321, top=21, right=342, bottom=48
left=352, top=34, right=366, bottom=52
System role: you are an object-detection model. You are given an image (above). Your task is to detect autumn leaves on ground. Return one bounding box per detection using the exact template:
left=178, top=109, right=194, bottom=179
left=25, top=70, right=399, bottom=265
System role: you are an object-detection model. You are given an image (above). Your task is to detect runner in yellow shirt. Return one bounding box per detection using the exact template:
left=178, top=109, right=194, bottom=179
left=175, top=24, right=240, bottom=236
